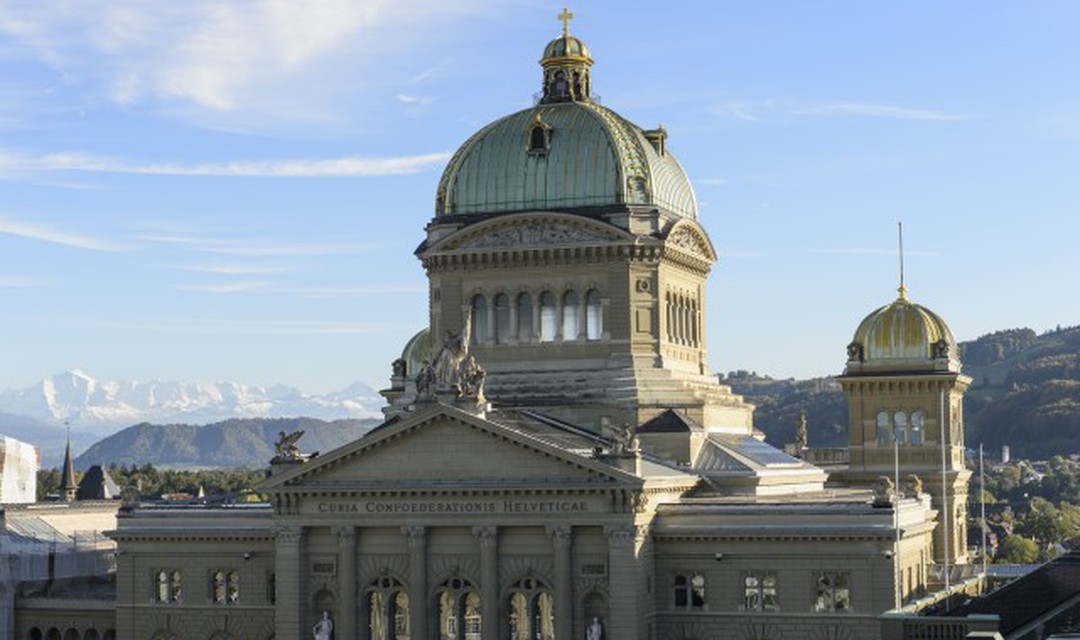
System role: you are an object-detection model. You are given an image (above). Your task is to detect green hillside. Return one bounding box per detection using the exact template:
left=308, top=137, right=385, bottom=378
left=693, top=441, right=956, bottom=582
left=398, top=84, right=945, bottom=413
left=72, top=417, right=380, bottom=470
left=729, top=325, right=1080, bottom=460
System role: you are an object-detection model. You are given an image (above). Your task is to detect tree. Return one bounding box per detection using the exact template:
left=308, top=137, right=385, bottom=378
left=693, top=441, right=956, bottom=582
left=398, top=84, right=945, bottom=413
left=998, top=535, right=1040, bottom=564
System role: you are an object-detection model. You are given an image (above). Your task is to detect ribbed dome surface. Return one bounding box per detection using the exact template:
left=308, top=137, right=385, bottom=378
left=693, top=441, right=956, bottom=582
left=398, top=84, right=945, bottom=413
left=401, top=328, right=431, bottom=377
left=434, top=101, right=698, bottom=219
left=542, top=34, right=591, bottom=61
left=849, top=297, right=958, bottom=369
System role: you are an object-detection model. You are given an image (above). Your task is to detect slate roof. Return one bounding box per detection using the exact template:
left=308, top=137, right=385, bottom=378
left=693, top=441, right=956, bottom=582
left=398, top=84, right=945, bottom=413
left=948, top=551, right=1080, bottom=635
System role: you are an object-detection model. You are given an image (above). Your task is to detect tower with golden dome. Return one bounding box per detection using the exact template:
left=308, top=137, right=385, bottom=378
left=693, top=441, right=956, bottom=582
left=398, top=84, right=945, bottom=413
left=837, top=282, right=972, bottom=565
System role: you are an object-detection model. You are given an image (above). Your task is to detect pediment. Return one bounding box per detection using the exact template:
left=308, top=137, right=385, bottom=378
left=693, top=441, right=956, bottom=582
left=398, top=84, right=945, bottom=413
left=263, top=404, right=637, bottom=491
left=430, top=212, right=631, bottom=253
left=663, top=220, right=716, bottom=262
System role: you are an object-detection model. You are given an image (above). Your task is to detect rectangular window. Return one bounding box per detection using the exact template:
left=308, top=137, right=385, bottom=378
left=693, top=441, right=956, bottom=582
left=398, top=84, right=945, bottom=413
left=813, top=572, right=850, bottom=613
left=743, top=572, right=778, bottom=611
left=153, top=569, right=182, bottom=604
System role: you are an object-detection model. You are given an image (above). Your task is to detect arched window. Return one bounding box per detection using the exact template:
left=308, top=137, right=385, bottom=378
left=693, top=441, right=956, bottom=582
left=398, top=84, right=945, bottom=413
left=585, top=289, right=603, bottom=340
left=84, top=631, right=100, bottom=640
left=63, top=631, right=79, bottom=640
left=562, top=290, right=579, bottom=340
left=46, top=630, right=60, bottom=640
left=29, top=629, right=43, bottom=640
left=436, top=577, right=480, bottom=640
left=494, top=294, right=511, bottom=343
left=508, top=578, right=553, bottom=640
left=910, top=411, right=924, bottom=445
left=516, top=293, right=534, bottom=341
left=674, top=574, right=688, bottom=608
left=368, top=576, right=409, bottom=640
left=894, top=411, right=908, bottom=446
left=529, top=125, right=548, bottom=153
left=471, top=295, right=488, bottom=345
left=213, top=570, right=227, bottom=604
left=553, top=71, right=568, bottom=98
left=877, top=412, right=891, bottom=446
left=539, top=292, right=557, bottom=342
left=156, top=570, right=169, bottom=603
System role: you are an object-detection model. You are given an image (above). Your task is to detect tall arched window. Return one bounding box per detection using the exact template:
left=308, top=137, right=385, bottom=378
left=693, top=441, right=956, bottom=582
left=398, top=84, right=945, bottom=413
left=529, top=125, right=548, bottom=153
left=368, top=576, right=409, bottom=640
left=539, top=292, right=557, bottom=342
left=910, top=411, right=924, bottom=445
left=894, top=411, right=908, bottom=445
left=585, top=289, right=603, bottom=340
left=436, top=578, right=480, bottom=640
left=471, top=295, right=488, bottom=345
left=516, top=293, right=534, bottom=341
left=562, top=291, right=579, bottom=340
left=508, top=578, right=554, bottom=640
left=876, top=412, right=891, bottom=446
left=494, top=294, right=511, bottom=343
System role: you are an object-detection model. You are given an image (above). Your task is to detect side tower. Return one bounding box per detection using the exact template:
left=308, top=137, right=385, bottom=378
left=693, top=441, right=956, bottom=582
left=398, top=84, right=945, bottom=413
left=406, top=17, right=754, bottom=434
left=837, top=286, right=971, bottom=565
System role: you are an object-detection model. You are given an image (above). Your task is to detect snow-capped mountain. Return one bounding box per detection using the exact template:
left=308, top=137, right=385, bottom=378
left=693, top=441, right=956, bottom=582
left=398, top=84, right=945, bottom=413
left=0, top=370, right=384, bottom=436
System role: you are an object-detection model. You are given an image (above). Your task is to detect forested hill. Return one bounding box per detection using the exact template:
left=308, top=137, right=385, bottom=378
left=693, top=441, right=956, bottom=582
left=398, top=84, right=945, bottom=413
left=727, top=325, right=1080, bottom=460
left=73, top=417, right=380, bottom=470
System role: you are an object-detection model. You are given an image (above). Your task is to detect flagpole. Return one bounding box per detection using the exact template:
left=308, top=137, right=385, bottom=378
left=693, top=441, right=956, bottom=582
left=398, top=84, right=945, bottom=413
left=940, top=388, right=950, bottom=599
left=980, top=443, right=988, bottom=577
left=894, top=427, right=902, bottom=610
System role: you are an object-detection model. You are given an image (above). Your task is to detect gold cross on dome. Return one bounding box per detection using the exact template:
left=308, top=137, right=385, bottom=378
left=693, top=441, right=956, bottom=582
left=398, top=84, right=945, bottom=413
left=558, top=7, right=574, bottom=36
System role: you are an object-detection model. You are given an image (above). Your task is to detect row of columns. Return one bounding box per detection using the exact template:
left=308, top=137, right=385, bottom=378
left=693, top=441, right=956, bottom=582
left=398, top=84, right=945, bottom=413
left=274, top=522, right=641, bottom=640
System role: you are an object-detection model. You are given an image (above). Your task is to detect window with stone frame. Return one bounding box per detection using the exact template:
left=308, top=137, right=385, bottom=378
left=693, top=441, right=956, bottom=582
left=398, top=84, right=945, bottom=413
left=812, top=571, right=850, bottom=612
left=154, top=569, right=182, bottom=603
left=742, top=572, right=778, bottom=611
left=211, top=569, right=240, bottom=604
left=673, top=573, right=706, bottom=609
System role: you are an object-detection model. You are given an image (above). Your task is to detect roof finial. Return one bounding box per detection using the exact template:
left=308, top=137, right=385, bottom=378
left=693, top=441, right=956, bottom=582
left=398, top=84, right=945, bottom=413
left=557, top=7, right=574, bottom=37
left=897, top=221, right=906, bottom=300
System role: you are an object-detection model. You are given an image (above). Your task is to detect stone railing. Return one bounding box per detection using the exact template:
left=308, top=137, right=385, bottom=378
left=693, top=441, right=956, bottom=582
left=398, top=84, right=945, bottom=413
left=880, top=613, right=1000, bottom=640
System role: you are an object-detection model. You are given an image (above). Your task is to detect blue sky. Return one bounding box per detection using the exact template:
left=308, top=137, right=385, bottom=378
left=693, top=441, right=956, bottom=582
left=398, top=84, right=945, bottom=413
left=1, top=1, right=1077, bottom=394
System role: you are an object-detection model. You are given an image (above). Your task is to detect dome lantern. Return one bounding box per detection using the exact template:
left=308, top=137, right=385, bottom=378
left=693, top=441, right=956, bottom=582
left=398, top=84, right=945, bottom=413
left=540, top=8, right=593, bottom=103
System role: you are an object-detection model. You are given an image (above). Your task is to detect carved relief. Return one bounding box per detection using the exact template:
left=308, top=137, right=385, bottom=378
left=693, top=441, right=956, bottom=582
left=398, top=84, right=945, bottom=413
left=276, top=525, right=303, bottom=546
left=455, top=220, right=612, bottom=250
left=402, top=526, right=427, bottom=549
left=472, top=525, right=498, bottom=548
left=666, top=226, right=711, bottom=260
left=546, top=525, right=572, bottom=546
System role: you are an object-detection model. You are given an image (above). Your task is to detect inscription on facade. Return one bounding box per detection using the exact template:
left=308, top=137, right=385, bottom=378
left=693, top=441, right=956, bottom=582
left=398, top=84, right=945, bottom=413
left=315, top=499, right=591, bottom=515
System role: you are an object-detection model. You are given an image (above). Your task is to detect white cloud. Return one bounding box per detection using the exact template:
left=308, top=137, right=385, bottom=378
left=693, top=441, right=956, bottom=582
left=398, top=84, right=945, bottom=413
left=138, top=233, right=365, bottom=258
left=698, top=177, right=727, bottom=187
left=0, top=275, right=42, bottom=288
left=0, top=216, right=127, bottom=252
left=0, top=149, right=451, bottom=177
left=182, top=263, right=289, bottom=275
left=397, top=94, right=434, bottom=106
left=792, top=103, right=965, bottom=122
left=176, top=281, right=269, bottom=294
left=0, top=0, right=500, bottom=123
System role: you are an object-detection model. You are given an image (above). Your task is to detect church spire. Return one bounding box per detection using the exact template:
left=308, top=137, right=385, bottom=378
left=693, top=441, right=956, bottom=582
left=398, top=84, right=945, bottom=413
left=60, top=422, right=77, bottom=502
left=539, top=7, right=593, bottom=103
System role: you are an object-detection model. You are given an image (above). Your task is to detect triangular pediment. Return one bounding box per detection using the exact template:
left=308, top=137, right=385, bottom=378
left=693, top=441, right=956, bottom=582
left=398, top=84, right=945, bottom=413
left=428, top=212, right=632, bottom=253
left=663, top=220, right=716, bottom=262
left=263, top=404, right=638, bottom=491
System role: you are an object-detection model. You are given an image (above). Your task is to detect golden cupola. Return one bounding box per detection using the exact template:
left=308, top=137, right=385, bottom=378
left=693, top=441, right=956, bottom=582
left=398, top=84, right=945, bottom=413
left=845, top=285, right=960, bottom=374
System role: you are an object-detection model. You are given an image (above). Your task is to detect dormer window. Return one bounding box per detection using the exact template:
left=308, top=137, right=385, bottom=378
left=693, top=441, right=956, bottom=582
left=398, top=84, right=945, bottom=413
left=528, top=117, right=551, bottom=154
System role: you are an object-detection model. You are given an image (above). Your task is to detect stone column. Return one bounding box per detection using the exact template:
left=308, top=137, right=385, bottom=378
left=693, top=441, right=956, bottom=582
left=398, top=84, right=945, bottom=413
left=546, top=525, right=573, bottom=640
left=336, top=526, right=357, bottom=640
left=532, top=301, right=541, bottom=342
left=605, top=524, right=639, bottom=640
left=403, top=526, right=428, bottom=640
left=509, top=304, right=519, bottom=342
left=473, top=526, right=499, bottom=640
left=275, top=525, right=305, bottom=640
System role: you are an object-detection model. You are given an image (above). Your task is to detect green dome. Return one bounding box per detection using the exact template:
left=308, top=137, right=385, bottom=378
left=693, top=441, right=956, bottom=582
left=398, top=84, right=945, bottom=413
left=434, top=101, right=698, bottom=219
left=542, top=34, right=591, bottom=62
left=401, top=328, right=430, bottom=377
left=847, top=295, right=959, bottom=372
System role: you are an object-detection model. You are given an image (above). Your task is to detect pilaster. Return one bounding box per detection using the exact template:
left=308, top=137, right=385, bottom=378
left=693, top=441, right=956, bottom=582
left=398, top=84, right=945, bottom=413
left=403, top=526, right=428, bottom=640
left=547, top=525, right=573, bottom=640
left=336, top=526, right=357, bottom=640
left=605, top=524, right=640, bottom=640
left=474, top=526, right=499, bottom=640
left=275, top=525, right=304, bottom=640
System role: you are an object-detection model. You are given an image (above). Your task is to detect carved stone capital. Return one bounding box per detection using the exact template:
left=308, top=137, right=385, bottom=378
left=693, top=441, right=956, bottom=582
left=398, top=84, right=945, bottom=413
left=472, top=525, right=498, bottom=548
left=603, top=524, right=637, bottom=547
left=402, top=526, right=427, bottom=549
left=275, top=525, right=303, bottom=546
left=546, top=525, right=572, bottom=547
left=334, top=525, right=356, bottom=546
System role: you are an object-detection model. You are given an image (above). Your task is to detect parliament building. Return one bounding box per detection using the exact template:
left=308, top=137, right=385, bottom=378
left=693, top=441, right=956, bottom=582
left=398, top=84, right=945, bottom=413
left=21, top=12, right=977, bottom=640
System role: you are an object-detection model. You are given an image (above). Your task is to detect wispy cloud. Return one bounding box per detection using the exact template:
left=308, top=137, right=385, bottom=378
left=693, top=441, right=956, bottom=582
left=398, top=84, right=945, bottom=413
left=176, top=280, right=269, bottom=294
left=698, top=177, right=727, bottom=187
left=140, top=233, right=365, bottom=258
left=0, top=1, right=502, bottom=126
left=397, top=94, right=433, bottom=106
left=0, top=149, right=451, bottom=177
left=812, top=247, right=939, bottom=257
left=0, top=275, right=43, bottom=288
left=793, top=103, right=965, bottom=122
left=713, top=100, right=965, bottom=123
left=0, top=216, right=127, bottom=252
left=181, top=262, right=289, bottom=275
left=294, top=284, right=427, bottom=298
